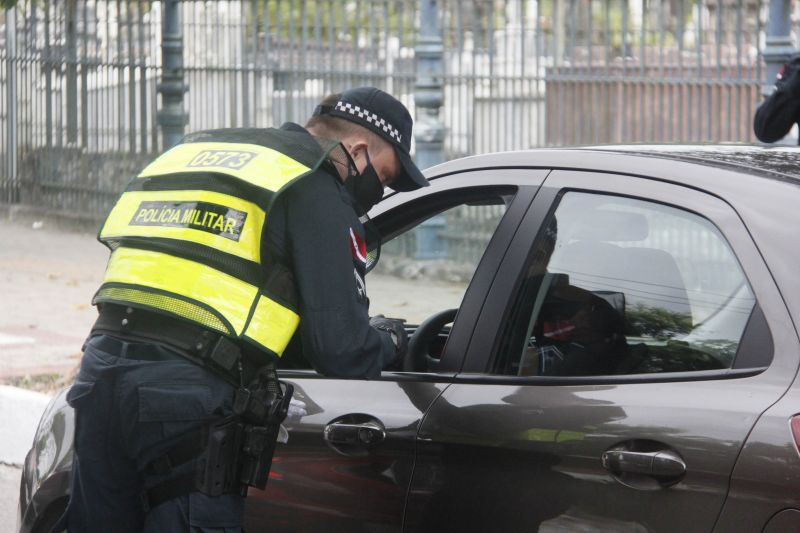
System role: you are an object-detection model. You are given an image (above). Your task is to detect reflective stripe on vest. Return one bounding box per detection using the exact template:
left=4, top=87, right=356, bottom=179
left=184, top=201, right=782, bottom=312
left=136, top=141, right=311, bottom=192
left=95, top=138, right=318, bottom=358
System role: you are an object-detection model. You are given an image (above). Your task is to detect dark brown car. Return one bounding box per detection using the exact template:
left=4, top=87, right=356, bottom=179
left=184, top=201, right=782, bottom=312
left=19, top=146, right=800, bottom=532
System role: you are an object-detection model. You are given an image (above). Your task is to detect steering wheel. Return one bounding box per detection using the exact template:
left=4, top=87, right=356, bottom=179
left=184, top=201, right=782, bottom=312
left=403, top=308, right=458, bottom=372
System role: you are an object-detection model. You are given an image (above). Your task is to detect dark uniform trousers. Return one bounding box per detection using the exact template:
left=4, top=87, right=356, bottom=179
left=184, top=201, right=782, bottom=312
left=65, top=334, right=244, bottom=532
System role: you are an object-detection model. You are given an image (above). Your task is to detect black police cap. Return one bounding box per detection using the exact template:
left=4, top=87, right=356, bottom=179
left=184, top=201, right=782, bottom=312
left=313, top=87, right=430, bottom=192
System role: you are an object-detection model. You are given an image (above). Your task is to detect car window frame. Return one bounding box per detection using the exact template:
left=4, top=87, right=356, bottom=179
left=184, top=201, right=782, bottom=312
left=277, top=168, right=549, bottom=382
left=457, top=169, right=797, bottom=388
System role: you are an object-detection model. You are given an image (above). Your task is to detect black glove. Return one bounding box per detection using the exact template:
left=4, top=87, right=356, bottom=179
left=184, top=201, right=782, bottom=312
left=370, top=316, right=408, bottom=362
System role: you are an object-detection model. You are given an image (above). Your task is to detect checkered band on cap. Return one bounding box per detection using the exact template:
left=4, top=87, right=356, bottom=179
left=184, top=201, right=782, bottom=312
left=335, top=101, right=403, bottom=143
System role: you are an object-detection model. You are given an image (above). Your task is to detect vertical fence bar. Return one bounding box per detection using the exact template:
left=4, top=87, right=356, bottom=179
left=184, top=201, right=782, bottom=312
left=695, top=0, right=702, bottom=141
left=66, top=0, right=78, bottom=144
left=763, top=0, right=794, bottom=97
left=735, top=0, right=742, bottom=141
left=679, top=0, right=686, bottom=140
left=44, top=0, right=53, bottom=149
left=117, top=0, right=125, bottom=150
left=5, top=7, right=19, bottom=202
left=139, top=0, right=148, bottom=152
left=127, top=0, right=137, bottom=152
left=80, top=1, right=89, bottom=150
left=621, top=0, right=629, bottom=142
left=639, top=0, right=646, bottom=143
left=415, top=0, right=445, bottom=169
left=659, top=0, right=666, bottom=142
left=158, top=0, right=187, bottom=150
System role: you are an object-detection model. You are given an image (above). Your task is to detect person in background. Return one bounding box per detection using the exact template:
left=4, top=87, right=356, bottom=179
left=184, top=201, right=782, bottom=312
left=754, top=53, right=800, bottom=144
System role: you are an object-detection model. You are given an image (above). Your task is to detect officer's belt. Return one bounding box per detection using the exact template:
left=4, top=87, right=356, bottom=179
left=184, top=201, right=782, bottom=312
left=91, top=304, right=260, bottom=387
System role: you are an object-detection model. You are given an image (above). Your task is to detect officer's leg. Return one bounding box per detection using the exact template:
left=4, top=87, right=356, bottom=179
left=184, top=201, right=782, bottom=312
left=66, top=337, right=144, bottom=532
left=143, top=493, right=245, bottom=533
left=119, top=349, right=245, bottom=532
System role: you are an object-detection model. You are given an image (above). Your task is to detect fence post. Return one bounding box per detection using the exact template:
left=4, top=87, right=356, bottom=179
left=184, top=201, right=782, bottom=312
left=762, top=0, right=795, bottom=97
left=414, top=0, right=447, bottom=259
left=158, top=0, right=188, bottom=150
left=5, top=6, right=18, bottom=202
left=66, top=0, right=78, bottom=144
left=414, top=0, right=445, bottom=170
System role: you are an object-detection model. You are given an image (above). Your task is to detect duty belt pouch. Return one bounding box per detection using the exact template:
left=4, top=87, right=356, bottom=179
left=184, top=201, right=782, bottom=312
left=196, top=416, right=244, bottom=497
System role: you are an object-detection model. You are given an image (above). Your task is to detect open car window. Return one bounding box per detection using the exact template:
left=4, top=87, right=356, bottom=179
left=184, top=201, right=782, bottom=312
left=369, top=195, right=511, bottom=326
left=278, top=187, right=518, bottom=372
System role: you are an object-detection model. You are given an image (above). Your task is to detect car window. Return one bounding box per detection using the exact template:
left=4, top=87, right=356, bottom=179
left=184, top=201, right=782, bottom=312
left=369, top=200, right=508, bottom=325
left=496, top=192, right=758, bottom=376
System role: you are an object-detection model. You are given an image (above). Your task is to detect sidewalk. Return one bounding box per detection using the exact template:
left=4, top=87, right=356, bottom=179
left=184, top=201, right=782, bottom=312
left=0, top=219, right=107, bottom=383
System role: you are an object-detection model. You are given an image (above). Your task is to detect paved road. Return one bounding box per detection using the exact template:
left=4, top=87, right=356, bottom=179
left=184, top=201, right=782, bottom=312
left=0, top=220, right=107, bottom=382
left=1, top=465, right=22, bottom=533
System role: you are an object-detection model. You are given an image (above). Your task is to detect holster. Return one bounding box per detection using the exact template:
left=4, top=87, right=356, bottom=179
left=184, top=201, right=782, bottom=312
left=142, top=370, right=294, bottom=510
left=196, top=416, right=245, bottom=497
left=234, top=368, right=294, bottom=490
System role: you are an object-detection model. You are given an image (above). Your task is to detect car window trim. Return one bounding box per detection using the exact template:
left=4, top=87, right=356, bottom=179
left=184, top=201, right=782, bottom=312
left=449, top=367, right=768, bottom=386
left=461, top=169, right=794, bottom=385
left=375, top=172, right=547, bottom=374
left=277, top=369, right=460, bottom=383
left=281, top=170, right=548, bottom=377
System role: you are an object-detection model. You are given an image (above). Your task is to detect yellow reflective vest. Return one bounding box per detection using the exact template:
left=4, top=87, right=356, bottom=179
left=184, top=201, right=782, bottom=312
left=96, top=129, right=335, bottom=359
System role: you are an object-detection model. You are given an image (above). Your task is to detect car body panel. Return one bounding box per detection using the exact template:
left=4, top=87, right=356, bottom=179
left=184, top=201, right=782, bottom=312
left=714, top=371, right=800, bottom=531
left=18, top=388, right=73, bottom=533
left=405, top=168, right=800, bottom=532
left=243, top=377, right=449, bottom=532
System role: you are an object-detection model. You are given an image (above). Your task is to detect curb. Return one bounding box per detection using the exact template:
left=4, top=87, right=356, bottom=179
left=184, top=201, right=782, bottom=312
left=0, top=386, right=53, bottom=466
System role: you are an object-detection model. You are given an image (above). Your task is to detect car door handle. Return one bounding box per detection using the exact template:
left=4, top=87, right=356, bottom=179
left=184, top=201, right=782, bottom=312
left=324, top=420, right=386, bottom=447
left=601, top=449, right=686, bottom=478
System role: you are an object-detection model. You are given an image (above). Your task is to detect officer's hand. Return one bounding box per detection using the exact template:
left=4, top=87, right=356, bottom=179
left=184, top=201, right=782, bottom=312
left=370, top=316, right=408, bottom=362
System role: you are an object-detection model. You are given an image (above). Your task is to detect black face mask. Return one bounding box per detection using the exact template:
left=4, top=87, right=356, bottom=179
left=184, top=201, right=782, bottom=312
left=344, top=151, right=384, bottom=214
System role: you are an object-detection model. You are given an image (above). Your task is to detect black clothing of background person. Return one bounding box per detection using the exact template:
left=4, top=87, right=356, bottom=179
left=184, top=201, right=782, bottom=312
left=754, top=53, right=800, bottom=144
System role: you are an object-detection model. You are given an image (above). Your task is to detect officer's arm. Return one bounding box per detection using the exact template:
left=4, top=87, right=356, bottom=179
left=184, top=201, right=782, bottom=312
left=282, top=174, right=397, bottom=379
left=754, top=62, right=800, bottom=143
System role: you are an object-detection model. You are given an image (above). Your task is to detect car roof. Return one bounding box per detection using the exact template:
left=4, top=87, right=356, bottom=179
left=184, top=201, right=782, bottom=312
left=425, top=144, right=800, bottom=185
left=588, top=145, right=800, bottom=183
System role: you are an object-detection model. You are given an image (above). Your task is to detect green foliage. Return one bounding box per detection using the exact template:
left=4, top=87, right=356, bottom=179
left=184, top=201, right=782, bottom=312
left=247, top=0, right=415, bottom=47
left=625, top=303, right=692, bottom=340
left=625, top=340, right=726, bottom=373
left=623, top=303, right=739, bottom=373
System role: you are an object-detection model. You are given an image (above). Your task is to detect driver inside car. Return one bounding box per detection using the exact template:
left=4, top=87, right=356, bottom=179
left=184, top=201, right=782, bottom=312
left=518, top=216, right=628, bottom=376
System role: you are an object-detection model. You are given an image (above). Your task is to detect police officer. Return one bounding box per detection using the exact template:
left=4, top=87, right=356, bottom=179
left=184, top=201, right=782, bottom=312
left=754, top=53, right=800, bottom=144
left=64, top=87, right=428, bottom=532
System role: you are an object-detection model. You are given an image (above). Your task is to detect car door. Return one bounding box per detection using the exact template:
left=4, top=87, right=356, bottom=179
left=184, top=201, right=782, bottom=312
left=405, top=169, right=799, bottom=532
left=244, top=169, right=547, bottom=532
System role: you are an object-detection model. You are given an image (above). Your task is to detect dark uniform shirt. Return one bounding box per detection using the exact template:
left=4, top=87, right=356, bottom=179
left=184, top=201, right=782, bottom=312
left=754, top=56, right=800, bottom=144
left=263, top=123, right=396, bottom=378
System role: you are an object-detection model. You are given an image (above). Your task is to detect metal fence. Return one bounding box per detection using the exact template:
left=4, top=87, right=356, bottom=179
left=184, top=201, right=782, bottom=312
left=0, top=0, right=791, bottom=218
